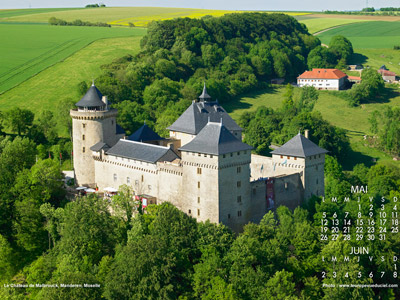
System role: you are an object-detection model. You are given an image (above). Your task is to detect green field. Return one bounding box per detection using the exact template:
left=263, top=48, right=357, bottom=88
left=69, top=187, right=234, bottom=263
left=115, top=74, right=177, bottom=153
left=0, top=24, right=145, bottom=94
left=225, top=85, right=400, bottom=168
left=317, top=21, right=400, bottom=48
left=0, top=34, right=144, bottom=136
left=0, top=8, right=81, bottom=19
left=300, top=18, right=368, bottom=34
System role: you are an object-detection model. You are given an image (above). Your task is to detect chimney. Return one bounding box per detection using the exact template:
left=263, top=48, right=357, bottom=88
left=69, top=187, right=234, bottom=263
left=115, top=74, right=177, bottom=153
left=304, top=129, right=309, bottom=139
left=168, top=143, right=174, bottom=150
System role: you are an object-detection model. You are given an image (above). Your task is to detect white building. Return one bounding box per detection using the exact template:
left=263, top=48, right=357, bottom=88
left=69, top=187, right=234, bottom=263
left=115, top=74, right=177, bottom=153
left=71, top=83, right=328, bottom=231
left=297, top=68, right=347, bottom=90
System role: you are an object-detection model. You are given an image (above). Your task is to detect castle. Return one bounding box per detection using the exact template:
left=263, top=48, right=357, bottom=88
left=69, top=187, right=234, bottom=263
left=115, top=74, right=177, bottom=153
left=71, top=83, right=327, bottom=232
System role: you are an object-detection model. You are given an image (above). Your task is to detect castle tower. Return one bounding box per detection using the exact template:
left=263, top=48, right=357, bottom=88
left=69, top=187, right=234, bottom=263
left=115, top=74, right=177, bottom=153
left=270, top=132, right=328, bottom=201
left=179, top=120, right=253, bottom=232
left=70, top=84, right=119, bottom=186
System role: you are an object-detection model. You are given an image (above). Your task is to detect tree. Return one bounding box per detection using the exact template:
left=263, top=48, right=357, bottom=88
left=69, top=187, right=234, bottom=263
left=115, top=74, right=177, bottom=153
left=5, top=108, right=34, bottom=135
left=296, top=85, right=318, bottom=112
left=329, top=35, right=353, bottom=63
left=36, top=110, right=57, bottom=144
left=57, top=195, right=120, bottom=265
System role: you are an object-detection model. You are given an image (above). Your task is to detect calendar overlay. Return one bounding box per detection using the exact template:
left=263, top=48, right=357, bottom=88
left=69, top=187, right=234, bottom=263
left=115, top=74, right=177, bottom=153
left=319, top=185, right=399, bottom=289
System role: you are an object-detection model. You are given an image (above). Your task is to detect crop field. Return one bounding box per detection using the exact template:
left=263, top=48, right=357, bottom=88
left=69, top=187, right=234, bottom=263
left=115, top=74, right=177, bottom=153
left=0, top=24, right=146, bottom=94
left=0, top=35, right=143, bottom=135
left=1, top=7, right=310, bottom=27
left=0, top=8, right=80, bottom=19
left=317, top=21, right=400, bottom=48
left=300, top=18, right=368, bottom=34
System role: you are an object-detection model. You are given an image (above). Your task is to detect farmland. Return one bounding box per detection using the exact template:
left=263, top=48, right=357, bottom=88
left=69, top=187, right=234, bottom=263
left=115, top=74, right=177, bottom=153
left=300, top=17, right=368, bottom=34
left=0, top=7, right=80, bottom=19
left=0, top=34, right=144, bottom=135
left=317, top=21, right=400, bottom=48
left=0, top=24, right=145, bottom=94
left=0, top=7, right=310, bottom=27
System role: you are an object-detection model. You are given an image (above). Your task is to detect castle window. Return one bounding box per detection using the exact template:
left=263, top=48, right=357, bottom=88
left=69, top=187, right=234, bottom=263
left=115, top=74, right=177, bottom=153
left=198, top=153, right=201, bottom=156
left=197, top=168, right=202, bottom=174
left=111, top=120, right=114, bottom=125
left=253, top=188, right=256, bottom=195
left=82, top=134, right=85, bottom=140
left=223, top=154, right=226, bottom=158
left=198, top=182, right=200, bottom=188
left=197, top=209, right=200, bottom=216
left=228, top=214, right=231, bottom=219
left=316, top=179, right=318, bottom=184
left=210, top=155, right=213, bottom=158
left=280, top=155, right=283, bottom=159
left=237, top=151, right=240, bottom=155
left=188, top=209, right=191, bottom=214
left=237, top=196, right=242, bottom=203
left=237, top=181, right=241, bottom=188
left=294, top=157, right=297, bottom=160
left=319, top=154, right=321, bottom=158
left=82, top=147, right=85, bottom=153
left=230, top=153, right=233, bottom=157
left=148, top=185, right=152, bottom=191
left=238, top=210, right=242, bottom=217
left=135, top=180, right=139, bottom=186
left=127, top=177, right=130, bottom=184
left=287, top=156, right=291, bottom=159
left=237, top=166, right=241, bottom=173
left=284, top=182, right=288, bottom=189
left=141, top=175, right=144, bottom=182
left=198, top=197, right=200, bottom=204
left=113, top=174, right=117, bottom=182
left=204, top=154, right=207, bottom=157
left=82, top=123, right=86, bottom=128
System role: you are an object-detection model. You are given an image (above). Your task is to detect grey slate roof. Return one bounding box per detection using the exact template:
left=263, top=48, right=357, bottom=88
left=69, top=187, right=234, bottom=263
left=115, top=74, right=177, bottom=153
left=128, top=123, right=163, bottom=142
left=90, top=142, right=110, bottom=152
left=106, top=139, right=179, bottom=163
left=167, top=101, right=242, bottom=135
left=270, top=133, right=328, bottom=158
left=75, top=84, right=105, bottom=108
left=179, top=122, right=253, bottom=155
left=116, top=124, right=125, bottom=135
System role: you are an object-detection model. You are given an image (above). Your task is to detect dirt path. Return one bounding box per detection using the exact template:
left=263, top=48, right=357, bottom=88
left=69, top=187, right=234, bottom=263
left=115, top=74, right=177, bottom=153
left=313, top=24, right=350, bottom=36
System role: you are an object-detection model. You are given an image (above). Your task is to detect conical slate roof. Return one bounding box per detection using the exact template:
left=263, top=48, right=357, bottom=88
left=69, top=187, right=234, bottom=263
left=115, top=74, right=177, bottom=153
left=270, top=133, right=328, bottom=158
left=128, top=123, right=163, bottom=142
left=179, top=122, right=252, bottom=155
left=199, top=83, right=211, bottom=101
left=75, top=84, right=105, bottom=108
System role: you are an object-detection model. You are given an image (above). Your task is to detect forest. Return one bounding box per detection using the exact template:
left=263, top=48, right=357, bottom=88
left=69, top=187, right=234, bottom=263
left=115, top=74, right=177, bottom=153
left=1, top=12, right=400, bottom=299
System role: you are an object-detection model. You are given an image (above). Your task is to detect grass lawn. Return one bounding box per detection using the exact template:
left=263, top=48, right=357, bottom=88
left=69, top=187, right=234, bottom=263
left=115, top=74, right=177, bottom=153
left=349, top=48, right=400, bottom=75
left=0, top=24, right=146, bottom=94
left=317, top=21, right=400, bottom=49
left=225, top=85, right=400, bottom=169
left=0, top=35, right=144, bottom=136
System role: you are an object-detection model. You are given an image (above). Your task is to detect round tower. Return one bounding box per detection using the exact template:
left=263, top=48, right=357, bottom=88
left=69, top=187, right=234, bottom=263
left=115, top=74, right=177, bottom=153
left=70, top=83, right=119, bottom=187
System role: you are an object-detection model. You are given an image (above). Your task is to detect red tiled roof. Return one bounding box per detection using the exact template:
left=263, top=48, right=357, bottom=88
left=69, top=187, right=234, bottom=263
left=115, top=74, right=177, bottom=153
left=348, top=76, right=361, bottom=80
left=298, top=68, right=347, bottom=79
left=378, top=69, right=396, bottom=77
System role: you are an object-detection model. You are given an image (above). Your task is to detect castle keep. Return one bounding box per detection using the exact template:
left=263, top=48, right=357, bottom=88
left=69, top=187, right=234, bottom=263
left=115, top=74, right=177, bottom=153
left=71, top=84, right=327, bottom=231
